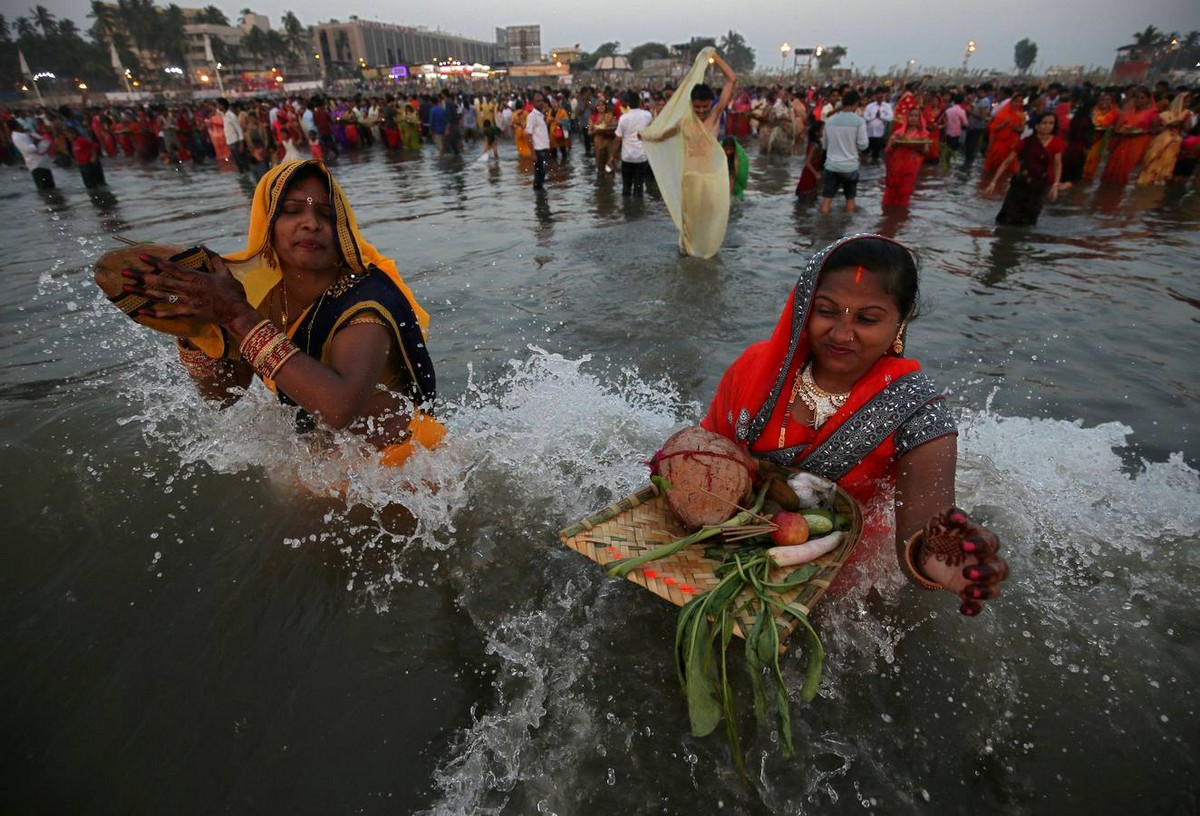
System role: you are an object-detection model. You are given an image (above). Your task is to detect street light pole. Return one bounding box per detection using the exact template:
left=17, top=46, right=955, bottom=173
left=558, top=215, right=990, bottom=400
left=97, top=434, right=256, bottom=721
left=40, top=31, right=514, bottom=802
left=781, top=42, right=790, bottom=75
left=963, top=40, right=976, bottom=74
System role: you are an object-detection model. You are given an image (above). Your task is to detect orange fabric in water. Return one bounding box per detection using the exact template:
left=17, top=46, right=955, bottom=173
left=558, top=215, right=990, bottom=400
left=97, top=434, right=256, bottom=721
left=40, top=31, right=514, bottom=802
left=379, top=410, right=448, bottom=468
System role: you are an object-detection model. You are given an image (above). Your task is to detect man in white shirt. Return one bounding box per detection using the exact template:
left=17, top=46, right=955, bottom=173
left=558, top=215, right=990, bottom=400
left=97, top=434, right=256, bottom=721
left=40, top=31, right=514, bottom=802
left=820, top=89, right=868, bottom=214
left=610, top=91, right=653, bottom=197
left=10, top=119, right=55, bottom=190
left=219, top=97, right=247, bottom=173
left=863, top=88, right=894, bottom=164
left=527, top=92, right=551, bottom=191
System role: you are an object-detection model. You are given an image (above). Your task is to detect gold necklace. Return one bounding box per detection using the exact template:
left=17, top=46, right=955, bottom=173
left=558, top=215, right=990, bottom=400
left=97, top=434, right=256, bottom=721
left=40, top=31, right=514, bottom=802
left=798, top=362, right=850, bottom=430
left=778, top=369, right=805, bottom=447
left=279, top=284, right=289, bottom=332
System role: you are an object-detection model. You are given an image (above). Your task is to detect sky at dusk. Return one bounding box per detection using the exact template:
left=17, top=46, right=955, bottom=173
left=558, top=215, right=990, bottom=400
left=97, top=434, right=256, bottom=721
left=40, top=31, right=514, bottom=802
left=23, top=0, right=1200, bottom=74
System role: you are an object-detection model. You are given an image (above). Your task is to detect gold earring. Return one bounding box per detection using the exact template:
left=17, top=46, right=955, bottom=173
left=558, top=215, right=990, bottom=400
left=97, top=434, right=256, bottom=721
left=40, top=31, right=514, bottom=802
left=892, top=321, right=907, bottom=354
left=262, top=244, right=277, bottom=269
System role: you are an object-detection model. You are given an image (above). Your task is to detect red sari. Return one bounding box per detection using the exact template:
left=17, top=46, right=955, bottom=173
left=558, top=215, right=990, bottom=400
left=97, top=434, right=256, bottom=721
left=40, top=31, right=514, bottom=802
left=983, top=102, right=1025, bottom=179
left=1101, top=105, right=1159, bottom=185
left=700, top=235, right=956, bottom=513
left=1083, top=106, right=1118, bottom=182
left=883, top=124, right=930, bottom=207
left=892, top=92, right=917, bottom=135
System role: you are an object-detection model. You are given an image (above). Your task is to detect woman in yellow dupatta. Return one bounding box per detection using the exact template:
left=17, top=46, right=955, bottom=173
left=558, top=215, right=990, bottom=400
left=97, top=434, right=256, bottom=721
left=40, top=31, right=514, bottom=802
left=513, top=103, right=532, bottom=158
left=118, top=160, right=445, bottom=467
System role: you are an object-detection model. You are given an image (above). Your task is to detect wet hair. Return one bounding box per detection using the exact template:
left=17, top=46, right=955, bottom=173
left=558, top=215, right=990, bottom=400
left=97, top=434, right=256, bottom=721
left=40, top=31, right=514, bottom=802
left=691, top=83, right=715, bottom=101
left=820, top=237, right=920, bottom=319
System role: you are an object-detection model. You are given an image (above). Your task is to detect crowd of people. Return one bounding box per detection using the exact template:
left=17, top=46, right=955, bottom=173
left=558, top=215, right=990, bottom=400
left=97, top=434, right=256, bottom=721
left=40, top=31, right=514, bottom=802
left=3, top=76, right=1198, bottom=227
left=18, top=73, right=1195, bottom=617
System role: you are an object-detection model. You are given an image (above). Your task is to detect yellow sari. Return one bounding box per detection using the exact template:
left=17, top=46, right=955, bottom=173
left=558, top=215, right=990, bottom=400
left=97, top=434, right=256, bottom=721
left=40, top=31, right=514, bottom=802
left=199, top=160, right=443, bottom=464
left=513, top=108, right=532, bottom=158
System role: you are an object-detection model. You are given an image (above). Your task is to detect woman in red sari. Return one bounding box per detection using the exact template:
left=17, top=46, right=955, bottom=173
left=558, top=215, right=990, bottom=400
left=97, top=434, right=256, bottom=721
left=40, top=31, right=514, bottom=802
left=206, top=105, right=230, bottom=163
left=701, top=235, right=1008, bottom=614
left=882, top=108, right=931, bottom=208
left=115, top=110, right=136, bottom=157
left=982, top=93, right=1026, bottom=180
left=1082, top=92, right=1118, bottom=183
left=1100, top=87, right=1159, bottom=185
left=891, top=84, right=919, bottom=135
left=92, top=111, right=117, bottom=158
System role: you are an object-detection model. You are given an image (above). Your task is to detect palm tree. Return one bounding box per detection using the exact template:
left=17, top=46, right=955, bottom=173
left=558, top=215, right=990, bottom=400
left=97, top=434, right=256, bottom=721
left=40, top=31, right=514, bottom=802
left=88, top=0, right=115, bottom=43
left=14, top=15, right=36, bottom=40
left=29, top=5, right=57, bottom=37
left=159, top=3, right=187, bottom=66
left=0, top=15, right=10, bottom=42
left=116, top=0, right=163, bottom=67
left=1131, top=26, right=1163, bottom=47
left=197, top=5, right=229, bottom=25
left=264, top=30, right=290, bottom=68
left=242, top=24, right=267, bottom=69
left=281, top=10, right=307, bottom=64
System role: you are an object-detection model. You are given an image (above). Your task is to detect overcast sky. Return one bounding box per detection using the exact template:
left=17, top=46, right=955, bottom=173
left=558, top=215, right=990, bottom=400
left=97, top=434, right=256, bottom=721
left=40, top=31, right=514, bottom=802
left=27, top=0, right=1200, bottom=73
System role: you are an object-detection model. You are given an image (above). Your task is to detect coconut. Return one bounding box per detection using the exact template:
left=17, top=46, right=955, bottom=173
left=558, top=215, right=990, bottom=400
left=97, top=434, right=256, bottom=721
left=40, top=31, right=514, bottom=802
left=655, top=426, right=754, bottom=530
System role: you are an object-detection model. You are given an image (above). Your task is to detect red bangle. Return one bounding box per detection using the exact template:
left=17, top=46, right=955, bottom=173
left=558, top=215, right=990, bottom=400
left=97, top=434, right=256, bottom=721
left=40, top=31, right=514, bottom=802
left=176, top=337, right=222, bottom=376
left=253, top=334, right=300, bottom=380
left=238, top=319, right=277, bottom=365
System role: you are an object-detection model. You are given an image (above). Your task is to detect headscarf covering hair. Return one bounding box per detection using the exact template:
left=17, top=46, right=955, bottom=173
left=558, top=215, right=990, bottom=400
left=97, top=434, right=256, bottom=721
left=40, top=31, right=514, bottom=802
left=225, top=159, right=429, bottom=331
left=703, top=233, right=920, bottom=446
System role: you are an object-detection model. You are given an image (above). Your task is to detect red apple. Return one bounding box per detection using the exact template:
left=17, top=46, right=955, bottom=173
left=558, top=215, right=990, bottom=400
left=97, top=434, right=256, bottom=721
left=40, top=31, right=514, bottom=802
left=769, top=511, right=810, bottom=547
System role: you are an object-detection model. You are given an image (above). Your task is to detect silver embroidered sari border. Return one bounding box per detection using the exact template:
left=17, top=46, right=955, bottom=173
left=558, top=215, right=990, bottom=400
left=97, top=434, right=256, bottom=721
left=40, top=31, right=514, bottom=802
left=794, top=371, right=942, bottom=479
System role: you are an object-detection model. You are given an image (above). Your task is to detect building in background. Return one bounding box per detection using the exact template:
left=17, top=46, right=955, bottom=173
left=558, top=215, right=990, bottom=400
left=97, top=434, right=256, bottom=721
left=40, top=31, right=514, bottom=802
left=313, top=19, right=498, bottom=79
left=500, top=25, right=542, bottom=66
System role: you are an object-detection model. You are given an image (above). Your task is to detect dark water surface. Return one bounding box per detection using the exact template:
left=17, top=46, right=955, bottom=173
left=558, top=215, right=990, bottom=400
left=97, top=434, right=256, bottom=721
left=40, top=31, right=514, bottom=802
left=2, top=143, right=1198, bottom=815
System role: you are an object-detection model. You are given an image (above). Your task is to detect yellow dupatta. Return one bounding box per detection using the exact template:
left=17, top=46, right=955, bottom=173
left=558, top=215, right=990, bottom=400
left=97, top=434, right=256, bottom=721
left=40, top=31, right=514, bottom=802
left=190, top=159, right=429, bottom=358
left=641, top=47, right=731, bottom=259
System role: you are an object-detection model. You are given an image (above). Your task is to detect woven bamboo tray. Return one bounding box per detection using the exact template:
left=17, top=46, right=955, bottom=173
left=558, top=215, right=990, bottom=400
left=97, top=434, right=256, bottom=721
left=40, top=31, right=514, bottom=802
left=559, top=481, right=863, bottom=641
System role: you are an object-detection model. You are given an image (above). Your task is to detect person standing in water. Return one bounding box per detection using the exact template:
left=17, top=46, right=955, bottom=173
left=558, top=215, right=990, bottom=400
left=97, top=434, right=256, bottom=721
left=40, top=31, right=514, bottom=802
left=819, top=89, right=868, bottom=214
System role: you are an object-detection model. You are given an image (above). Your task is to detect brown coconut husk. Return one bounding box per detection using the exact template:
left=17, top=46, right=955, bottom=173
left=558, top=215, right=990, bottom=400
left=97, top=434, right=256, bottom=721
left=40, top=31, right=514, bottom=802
left=655, top=426, right=755, bottom=530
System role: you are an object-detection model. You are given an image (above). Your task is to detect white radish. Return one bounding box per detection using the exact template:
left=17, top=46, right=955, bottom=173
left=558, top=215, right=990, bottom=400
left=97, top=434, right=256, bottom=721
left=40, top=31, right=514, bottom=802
left=768, top=531, right=844, bottom=567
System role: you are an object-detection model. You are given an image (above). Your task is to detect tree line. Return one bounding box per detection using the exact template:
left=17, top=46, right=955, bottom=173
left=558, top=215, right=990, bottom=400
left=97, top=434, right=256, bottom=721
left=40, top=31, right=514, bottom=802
left=580, top=32, right=850, bottom=75
left=1, top=2, right=312, bottom=94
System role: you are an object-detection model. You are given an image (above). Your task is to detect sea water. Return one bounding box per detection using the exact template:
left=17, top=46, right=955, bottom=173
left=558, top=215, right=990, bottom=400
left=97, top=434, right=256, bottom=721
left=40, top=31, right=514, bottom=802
left=1, top=144, right=1197, bottom=815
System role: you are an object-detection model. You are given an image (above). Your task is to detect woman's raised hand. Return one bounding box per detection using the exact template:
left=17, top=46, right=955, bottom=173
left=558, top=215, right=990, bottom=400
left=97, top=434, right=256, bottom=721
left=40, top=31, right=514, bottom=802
left=121, top=248, right=257, bottom=331
left=918, top=507, right=1009, bottom=616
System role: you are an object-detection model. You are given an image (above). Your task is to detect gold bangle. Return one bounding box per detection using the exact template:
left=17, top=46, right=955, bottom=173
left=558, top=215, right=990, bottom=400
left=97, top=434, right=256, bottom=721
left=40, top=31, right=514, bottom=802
left=238, top=319, right=276, bottom=362
left=251, top=333, right=300, bottom=380
left=897, top=530, right=942, bottom=591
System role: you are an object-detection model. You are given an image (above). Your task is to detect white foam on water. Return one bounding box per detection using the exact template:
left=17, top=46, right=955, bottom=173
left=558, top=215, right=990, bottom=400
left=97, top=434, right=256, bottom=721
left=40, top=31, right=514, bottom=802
left=117, top=338, right=1199, bottom=812
left=411, top=356, right=1199, bottom=813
